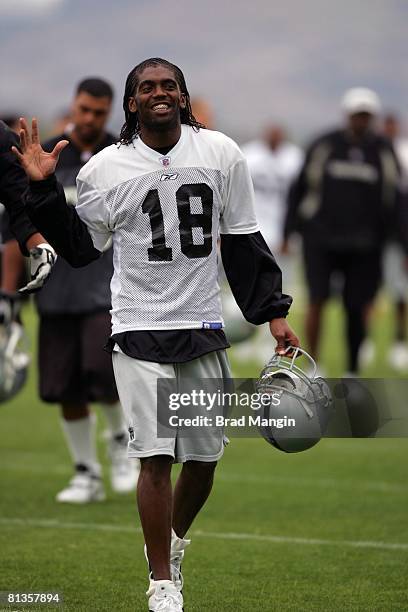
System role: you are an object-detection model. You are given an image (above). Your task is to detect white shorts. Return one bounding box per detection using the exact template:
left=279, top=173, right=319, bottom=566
left=112, top=349, right=232, bottom=463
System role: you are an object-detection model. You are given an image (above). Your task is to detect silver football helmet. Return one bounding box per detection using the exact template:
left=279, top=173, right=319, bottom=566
left=0, top=320, right=30, bottom=403
left=255, top=347, right=332, bottom=453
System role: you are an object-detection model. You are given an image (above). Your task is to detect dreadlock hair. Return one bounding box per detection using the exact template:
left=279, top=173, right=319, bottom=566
left=119, top=58, right=205, bottom=145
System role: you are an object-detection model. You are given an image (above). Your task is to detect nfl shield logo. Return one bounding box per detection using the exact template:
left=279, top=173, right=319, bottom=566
left=161, top=156, right=171, bottom=167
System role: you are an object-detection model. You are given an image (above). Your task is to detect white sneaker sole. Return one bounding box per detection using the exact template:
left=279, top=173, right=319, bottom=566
left=55, top=489, right=106, bottom=504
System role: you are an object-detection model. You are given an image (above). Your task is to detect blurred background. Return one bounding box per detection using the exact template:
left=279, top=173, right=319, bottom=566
left=0, top=0, right=407, bottom=141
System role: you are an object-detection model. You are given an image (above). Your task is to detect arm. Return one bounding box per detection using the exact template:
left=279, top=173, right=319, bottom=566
left=12, top=118, right=101, bottom=268
left=0, top=120, right=58, bottom=292
left=220, top=232, right=292, bottom=323
left=220, top=154, right=299, bottom=354
left=24, top=175, right=101, bottom=268
left=0, top=121, right=39, bottom=254
left=220, top=232, right=298, bottom=354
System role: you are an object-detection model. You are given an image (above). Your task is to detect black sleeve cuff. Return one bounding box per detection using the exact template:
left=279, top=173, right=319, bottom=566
left=29, top=174, right=57, bottom=192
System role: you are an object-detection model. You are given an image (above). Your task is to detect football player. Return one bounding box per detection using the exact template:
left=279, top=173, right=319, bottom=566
left=382, top=113, right=408, bottom=370
left=283, top=88, right=401, bottom=375
left=7, top=79, right=139, bottom=503
left=15, top=58, right=299, bottom=612
left=240, top=124, right=303, bottom=363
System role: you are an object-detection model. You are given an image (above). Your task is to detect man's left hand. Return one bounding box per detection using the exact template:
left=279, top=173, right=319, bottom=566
left=269, top=318, right=300, bottom=356
left=19, top=243, right=57, bottom=294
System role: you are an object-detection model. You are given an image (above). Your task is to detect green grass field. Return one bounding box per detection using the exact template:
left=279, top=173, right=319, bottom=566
left=1, top=299, right=408, bottom=611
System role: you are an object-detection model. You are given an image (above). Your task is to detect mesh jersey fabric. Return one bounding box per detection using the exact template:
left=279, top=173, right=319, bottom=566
left=75, top=125, right=259, bottom=333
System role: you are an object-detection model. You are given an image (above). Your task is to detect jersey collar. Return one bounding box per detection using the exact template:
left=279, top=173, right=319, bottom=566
left=135, top=125, right=186, bottom=166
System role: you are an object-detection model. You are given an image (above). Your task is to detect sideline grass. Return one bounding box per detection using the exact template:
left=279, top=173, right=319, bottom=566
left=0, top=301, right=407, bottom=611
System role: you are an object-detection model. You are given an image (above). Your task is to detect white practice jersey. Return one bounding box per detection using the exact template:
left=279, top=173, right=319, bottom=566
left=75, top=125, right=259, bottom=334
left=242, top=139, right=303, bottom=251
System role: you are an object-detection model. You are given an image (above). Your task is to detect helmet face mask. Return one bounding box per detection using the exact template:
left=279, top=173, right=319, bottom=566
left=255, top=347, right=333, bottom=453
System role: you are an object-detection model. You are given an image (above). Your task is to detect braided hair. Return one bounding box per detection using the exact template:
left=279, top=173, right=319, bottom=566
left=119, top=58, right=205, bottom=145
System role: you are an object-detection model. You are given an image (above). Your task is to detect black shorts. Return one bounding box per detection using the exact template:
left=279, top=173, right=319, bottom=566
left=39, top=311, right=118, bottom=404
left=302, top=243, right=382, bottom=308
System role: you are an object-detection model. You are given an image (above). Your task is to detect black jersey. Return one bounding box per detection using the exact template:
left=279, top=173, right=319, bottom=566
left=285, top=129, right=400, bottom=251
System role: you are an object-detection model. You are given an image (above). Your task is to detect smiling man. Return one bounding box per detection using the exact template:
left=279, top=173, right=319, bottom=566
left=15, top=58, right=298, bottom=611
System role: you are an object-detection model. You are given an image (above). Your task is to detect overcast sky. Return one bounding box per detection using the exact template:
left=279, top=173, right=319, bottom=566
left=1, top=0, right=407, bottom=143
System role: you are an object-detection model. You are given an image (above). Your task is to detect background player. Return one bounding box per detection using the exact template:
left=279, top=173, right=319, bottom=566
left=5, top=78, right=139, bottom=503
left=15, top=58, right=299, bottom=611
left=283, top=87, right=400, bottom=375
left=382, top=112, right=408, bottom=370
left=240, top=123, right=303, bottom=362
left=243, top=123, right=303, bottom=270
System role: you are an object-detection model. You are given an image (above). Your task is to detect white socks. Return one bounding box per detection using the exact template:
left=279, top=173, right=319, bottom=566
left=60, top=402, right=126, bottom=475
left=60, top=413, right=100, bottom=475
left=100, top=401, right=127, bottom=439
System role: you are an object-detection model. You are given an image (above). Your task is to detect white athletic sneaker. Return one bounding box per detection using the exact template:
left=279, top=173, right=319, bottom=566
left=170, top=531, right=190, bottom=594
left=146, top=580, right=182, bottom=612
left=388, top=341, right=408, bottom=371
left=109, top=436, right=140, bottom=493
left=56, top=468, right=105, bottom=504
left=144, top=531, right=190, bottom=609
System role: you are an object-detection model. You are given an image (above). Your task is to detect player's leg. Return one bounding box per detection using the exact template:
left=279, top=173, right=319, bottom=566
left=60, top=401, right=98, bottom=472
left=81, top=311, right=139, bottom=492
left=343, top=249, right=381, bottom=374
left=172, top=460, right=217, bottom=538
left=137, top=455, right=173, bottom=579
left=58, top=402, right=105, bottom=503
left=171, top=460, right=217, bottom=603
left=170, top=350, right=231, bottom=601
left=302, top=240, right=331, bottom=364
left=395, top=299, right=407, bottom=341
left=39, top=314, right=104, bottom=503
left=305, top=301, right=325, bottom=358
left=383, top=243, right=408, bottom=369
left=343, top=305, right=366, bottom=374
left=111, top=351, right=181, bottom=610
left=101, top=398, right=140, bottom=493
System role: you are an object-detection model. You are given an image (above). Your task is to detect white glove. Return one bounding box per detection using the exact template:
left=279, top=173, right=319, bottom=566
left=19, top=243, right=57, bottom=294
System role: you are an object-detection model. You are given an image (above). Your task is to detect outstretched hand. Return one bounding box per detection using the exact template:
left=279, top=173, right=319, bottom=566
left=11, top=117, right=68, bottom=181
left=269, top=318, right=300, bottom=356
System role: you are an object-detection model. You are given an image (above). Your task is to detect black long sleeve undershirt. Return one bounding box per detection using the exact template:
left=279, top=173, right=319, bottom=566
left=220, top=232, right=292, bottom=324
left=24, top=174, right=100, bottom=267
